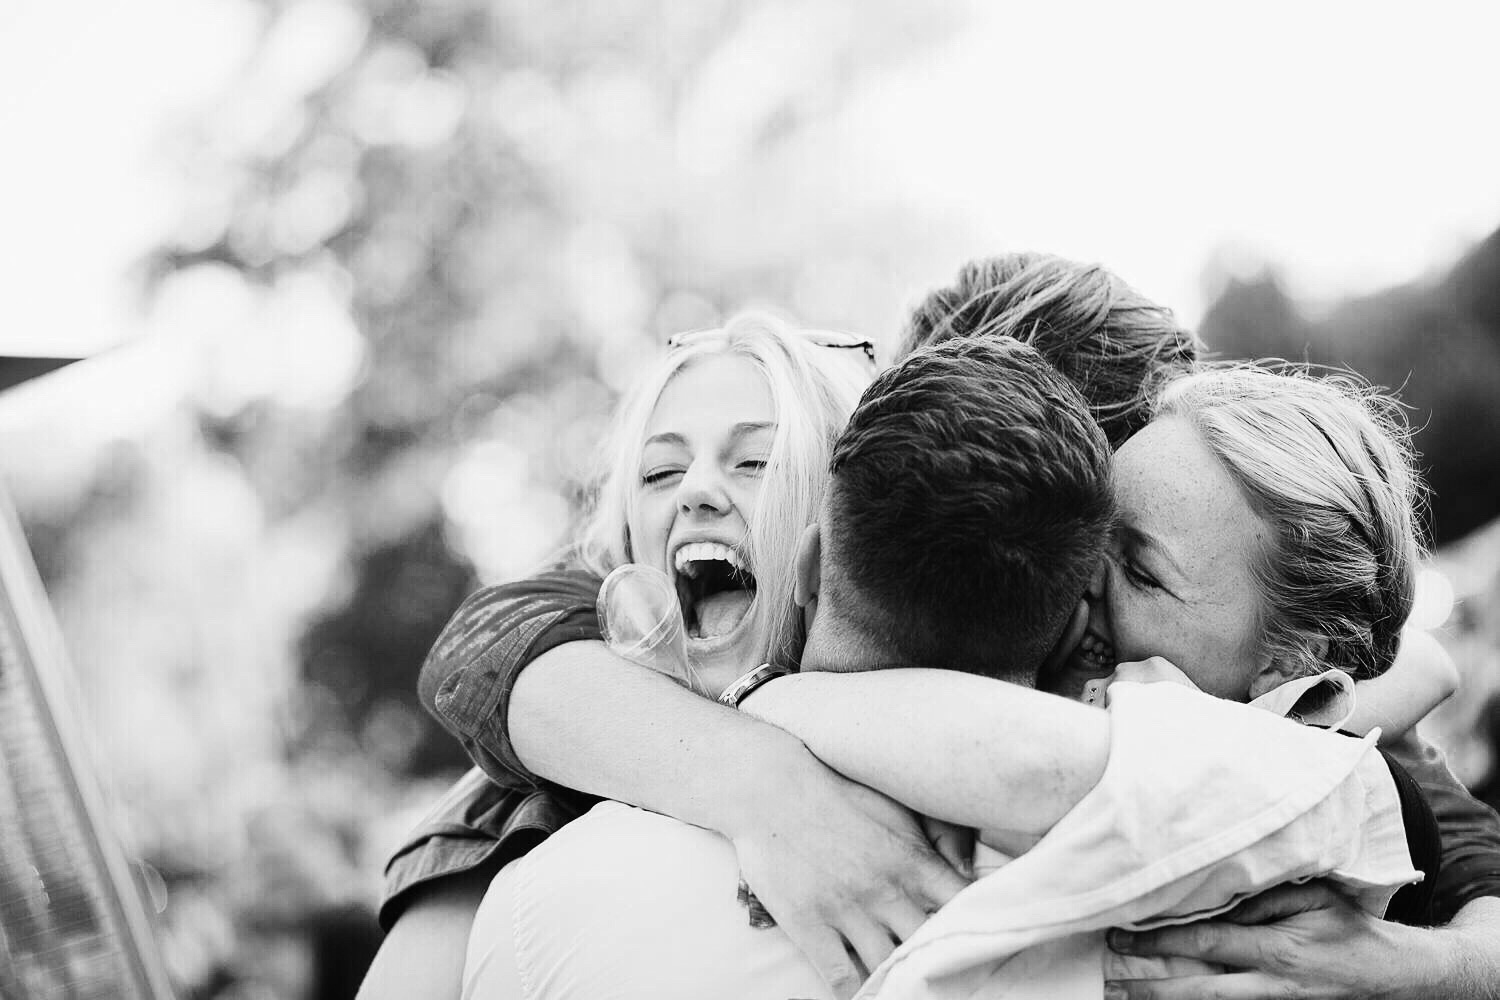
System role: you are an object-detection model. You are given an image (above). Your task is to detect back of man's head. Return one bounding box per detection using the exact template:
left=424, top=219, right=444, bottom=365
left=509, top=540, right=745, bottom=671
left=901, top=252, right=1200, bottom=449
left=822, top=336, right=1113, bottom=683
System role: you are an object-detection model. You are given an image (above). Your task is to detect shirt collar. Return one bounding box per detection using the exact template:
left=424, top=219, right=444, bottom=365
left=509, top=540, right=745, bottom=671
left=1248, top=668, right=1357, bottom=730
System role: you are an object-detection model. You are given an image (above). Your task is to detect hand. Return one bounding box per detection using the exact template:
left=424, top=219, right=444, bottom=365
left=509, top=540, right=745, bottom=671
left=921, top=814, right=976, bottom=879
left=1104, top=880, right=1419, bottom=1000
left=727, top=751, right=971, bottom=999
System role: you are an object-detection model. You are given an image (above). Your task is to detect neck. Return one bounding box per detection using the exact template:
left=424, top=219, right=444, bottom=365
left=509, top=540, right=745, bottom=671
left=799, top=610, right=905, bottom=674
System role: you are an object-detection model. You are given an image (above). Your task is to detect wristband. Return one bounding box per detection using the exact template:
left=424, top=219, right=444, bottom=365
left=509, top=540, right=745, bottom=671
left=717, top=663, right=791, bottom=709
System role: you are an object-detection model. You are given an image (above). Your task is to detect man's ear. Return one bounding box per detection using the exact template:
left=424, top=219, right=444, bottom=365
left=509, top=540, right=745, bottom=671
left=1247, top=634, right=1329, bottom=700
left=793, top=523, right=822, bottom=608
left=1085, top=557, right=1107, bottom=601
left=1041, top=598, right=1091, bottom=681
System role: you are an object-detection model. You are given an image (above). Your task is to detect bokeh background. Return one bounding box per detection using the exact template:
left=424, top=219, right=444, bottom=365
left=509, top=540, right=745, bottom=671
left=2, top=1, right=1499, bottom=996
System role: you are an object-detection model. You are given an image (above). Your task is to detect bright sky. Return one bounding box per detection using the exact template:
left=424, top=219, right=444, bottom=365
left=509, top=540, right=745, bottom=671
left=1, top=0, right=1483, bottom=620
left=837, top=0, right=1500, bottom=322
left=2, top=0, right=1497, bottom=356
left=0, top=0, right=257, bottom=356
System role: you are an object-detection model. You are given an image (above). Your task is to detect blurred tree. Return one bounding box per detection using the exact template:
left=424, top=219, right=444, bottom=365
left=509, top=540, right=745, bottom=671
left=1200, top=224, right=1500, bottom=546
left=141, top=0, right=971, bottom=770
left=98, top=2, right=975, bottom=993
left=296, top=516, right=475, bottom=776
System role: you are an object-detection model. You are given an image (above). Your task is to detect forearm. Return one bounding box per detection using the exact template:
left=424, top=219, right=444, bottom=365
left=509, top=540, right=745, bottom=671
left=508, top=640, right=814, bottom=837
left=1426, top=897, right=1500, bottom=1000
left=742, top=668, right=1109, bottom=842
left=1347, top=629, right=1459, bottom=742
left=1354, top=897, right=1500, bottom=1000
left=357, top=867, right=493, bottom=1000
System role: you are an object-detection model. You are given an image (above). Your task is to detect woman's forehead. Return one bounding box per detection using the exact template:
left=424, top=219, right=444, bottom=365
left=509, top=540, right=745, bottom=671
left=648, top=354, right=774, bottom=431
left=1116, top=416, right=1265, bottom=582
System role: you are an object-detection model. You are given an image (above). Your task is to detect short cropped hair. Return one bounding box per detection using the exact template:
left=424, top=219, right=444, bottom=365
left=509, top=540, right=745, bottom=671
left=1158, top=364, right=1424, bottom=681
left=824, top=337, right=1114, bottom=682
left=902, top=253, right=1200, bottom=448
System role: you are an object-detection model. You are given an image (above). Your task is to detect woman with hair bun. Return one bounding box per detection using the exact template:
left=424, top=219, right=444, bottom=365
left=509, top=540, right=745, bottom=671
left=1059, top=363, right=1434, bottom=707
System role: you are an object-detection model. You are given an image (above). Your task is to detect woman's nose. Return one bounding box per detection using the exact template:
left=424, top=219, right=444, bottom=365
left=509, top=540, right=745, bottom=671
left=676, top=462, right=731, bottom=516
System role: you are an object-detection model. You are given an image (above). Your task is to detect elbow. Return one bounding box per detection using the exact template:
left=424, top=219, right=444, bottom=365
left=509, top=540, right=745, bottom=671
left=1408, top=627, right=1461, bottom=705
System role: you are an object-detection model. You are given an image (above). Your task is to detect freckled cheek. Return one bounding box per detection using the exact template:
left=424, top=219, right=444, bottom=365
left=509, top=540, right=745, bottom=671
left=1104, top=586, right=1154, bottom=662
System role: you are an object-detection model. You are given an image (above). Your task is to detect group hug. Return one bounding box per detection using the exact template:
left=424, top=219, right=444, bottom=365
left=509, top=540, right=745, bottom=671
left=356, top=252, right=1500, bottom=999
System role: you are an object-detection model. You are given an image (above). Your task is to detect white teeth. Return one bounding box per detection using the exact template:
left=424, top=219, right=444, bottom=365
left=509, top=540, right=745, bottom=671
left=1076, top=632, right=1114, bottom=668
left=673, top=541, right=745, bottom=577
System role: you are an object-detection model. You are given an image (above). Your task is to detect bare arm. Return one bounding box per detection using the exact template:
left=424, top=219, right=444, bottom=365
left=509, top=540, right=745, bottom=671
left=1441, top=897, right=1500, bottom=998
left=506, top=641, right=970, bottom=998
left=741, top=668, right=1111, bottom=853
left=1347, top=629, right=1459, bottom=744
left=508, top=640, right=805, bottom=828
left=357, top=867, right=494, bottom=1000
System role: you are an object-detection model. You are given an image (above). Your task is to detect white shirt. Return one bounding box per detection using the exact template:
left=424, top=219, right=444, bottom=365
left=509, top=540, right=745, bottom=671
left=463, top=681, right=1419, bottom=1000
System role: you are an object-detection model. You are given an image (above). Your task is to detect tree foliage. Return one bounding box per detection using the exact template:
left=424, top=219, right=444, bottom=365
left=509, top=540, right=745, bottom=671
left=1201, top=226, right=1500, bottom=545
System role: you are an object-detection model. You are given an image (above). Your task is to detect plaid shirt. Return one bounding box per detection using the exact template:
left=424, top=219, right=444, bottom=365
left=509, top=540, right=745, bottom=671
left=380, top=569, right=602, bottom=929
left=1386, top=730, right=1500, bottom=923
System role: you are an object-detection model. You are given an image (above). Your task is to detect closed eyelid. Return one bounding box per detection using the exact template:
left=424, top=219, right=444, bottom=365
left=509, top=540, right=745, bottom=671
left=1117, top=523, right=1186, bottom=578
left=1114, top=545, right=1188, bottom=603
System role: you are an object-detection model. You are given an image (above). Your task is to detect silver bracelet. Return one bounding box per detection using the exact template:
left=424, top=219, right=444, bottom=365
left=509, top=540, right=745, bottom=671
left=717, top=663, right=792, bottom=708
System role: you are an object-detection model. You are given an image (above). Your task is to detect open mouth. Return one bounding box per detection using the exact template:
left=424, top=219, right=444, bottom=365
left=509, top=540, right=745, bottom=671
left=1047, top=628, right=1118, bottom=702
left=672, top=541, right=758, bottom=641
left=1072, top=630, right=1116, bottom=673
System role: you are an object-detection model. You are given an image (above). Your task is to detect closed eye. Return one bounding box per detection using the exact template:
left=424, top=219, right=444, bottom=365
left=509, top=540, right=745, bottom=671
left=1123, top=559, right=1163, bottom=591
left=642, top=468, right=683, bottom=486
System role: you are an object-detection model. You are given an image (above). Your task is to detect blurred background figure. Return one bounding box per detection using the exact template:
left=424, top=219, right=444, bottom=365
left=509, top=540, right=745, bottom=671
left=1, top=0, right=1498, bottom=996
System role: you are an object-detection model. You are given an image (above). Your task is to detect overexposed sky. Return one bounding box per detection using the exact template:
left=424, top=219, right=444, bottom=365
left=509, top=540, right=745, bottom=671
left=0, top=0, right=258, bottom=356
left=835, top=0, right=1500, bottom=321
left=2, top=0, right=1497, bottom=358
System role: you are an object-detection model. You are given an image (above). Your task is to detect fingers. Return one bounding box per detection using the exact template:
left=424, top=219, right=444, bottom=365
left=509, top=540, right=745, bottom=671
left=911, top=849, right=971, bottom=911
left=841, top=917, right=896, bottom=985
left=919, top=816, right=976, bottom=880
left=1218, top=880, right=1343, bottom=926
left=1104, top=972, right=1282, bottom=1000
left=878, top=897, right=930, bottom=943
left=1108, top=921, right=1270, bottom=968
left=782, top=922, right=863, bottom=1000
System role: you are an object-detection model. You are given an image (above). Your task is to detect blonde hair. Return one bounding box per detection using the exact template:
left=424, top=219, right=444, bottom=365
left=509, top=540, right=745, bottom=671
left=1156, top=364, right=1424, bottom=681
left=577, top=312, right=872, bottom=666
left=901, top=253, right=1201, bottom=448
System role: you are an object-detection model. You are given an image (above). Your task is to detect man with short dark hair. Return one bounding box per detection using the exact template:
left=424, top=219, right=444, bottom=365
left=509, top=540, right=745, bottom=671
left=816, top=336, right=1111, bottom=681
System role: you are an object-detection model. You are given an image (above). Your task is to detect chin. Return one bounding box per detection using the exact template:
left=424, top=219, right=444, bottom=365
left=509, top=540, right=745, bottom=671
left=685, top=620, right=763, bottom=695
left=682, top=655, right=757, bottom=700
